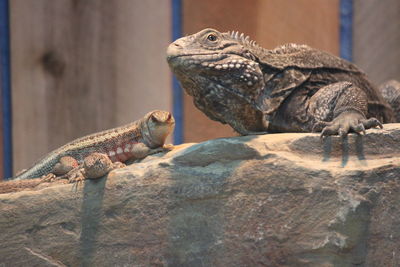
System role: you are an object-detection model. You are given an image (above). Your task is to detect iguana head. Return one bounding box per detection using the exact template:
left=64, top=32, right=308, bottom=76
left=142, top=110, right=175, bottom=147
left=166, top=28, right=265, bottom=104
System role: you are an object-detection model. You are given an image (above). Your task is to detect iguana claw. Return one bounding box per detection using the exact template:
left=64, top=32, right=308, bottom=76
left=313, top=111, right=383, bottom=138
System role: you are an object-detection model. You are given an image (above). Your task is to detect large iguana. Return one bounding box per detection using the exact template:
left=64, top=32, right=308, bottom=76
left=167, top=28, right=400, bottom=137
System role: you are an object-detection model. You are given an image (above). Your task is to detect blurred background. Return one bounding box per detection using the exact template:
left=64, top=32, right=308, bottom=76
left=0, top=0, right=399, bottom=179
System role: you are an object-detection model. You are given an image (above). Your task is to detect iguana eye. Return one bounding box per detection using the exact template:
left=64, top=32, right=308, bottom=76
left=150, top=114, right=159, bottom=122
left=207, top=34, right=217, bottom=42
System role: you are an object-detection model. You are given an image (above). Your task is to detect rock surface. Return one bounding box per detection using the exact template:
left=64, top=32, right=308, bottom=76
left=1, top=124, right=400, bottom=266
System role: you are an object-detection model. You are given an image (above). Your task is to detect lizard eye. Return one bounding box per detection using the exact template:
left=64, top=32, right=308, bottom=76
left=207, top=34, right=217, bottom=42
left=150, top=114, right=160, bottom=122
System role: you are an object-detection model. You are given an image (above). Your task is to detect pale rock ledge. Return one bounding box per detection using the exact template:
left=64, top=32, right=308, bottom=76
left=1, top=124, right=400, bottom=266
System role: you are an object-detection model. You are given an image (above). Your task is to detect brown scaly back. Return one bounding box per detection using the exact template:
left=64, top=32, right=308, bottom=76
left=224, top=30, right=361, bottom=72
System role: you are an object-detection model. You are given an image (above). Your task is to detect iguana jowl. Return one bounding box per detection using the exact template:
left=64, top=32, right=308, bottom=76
left=167, top=28, right=400, bottom=137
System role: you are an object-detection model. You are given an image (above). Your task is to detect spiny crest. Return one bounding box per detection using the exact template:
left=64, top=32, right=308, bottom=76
left=227, top=30, right=260, bottom=49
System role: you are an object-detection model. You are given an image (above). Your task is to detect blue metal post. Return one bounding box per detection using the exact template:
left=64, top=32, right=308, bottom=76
left=0, top=0, right=13, bottom=179
left=172, top=0, right=183, bottom=144
left=340, top=0, right=353, bottom=61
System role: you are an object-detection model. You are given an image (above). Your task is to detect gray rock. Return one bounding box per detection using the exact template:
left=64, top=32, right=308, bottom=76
left=1, top=124, right=400, bottom=266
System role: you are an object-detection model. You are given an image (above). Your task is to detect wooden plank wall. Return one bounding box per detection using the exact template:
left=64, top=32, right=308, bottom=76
left=182, top=0, right=339, bottom=143
left=0, top=102, right=3, bottom=178
left=353, top=0, right=400, bottom=85
left=9, top=0, right=172, bottom=176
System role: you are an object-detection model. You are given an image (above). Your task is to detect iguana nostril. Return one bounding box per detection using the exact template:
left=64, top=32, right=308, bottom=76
left=166, top=42, right=183, bottom=60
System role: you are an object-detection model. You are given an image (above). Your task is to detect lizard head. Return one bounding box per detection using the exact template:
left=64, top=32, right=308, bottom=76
left=143, top=110, right=175, bottom=147
left=166, top=28, right=265, bottom=104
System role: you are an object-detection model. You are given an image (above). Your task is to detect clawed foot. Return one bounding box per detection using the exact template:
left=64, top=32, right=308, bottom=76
left=112, top=161, right=126, bottom=169
left=41, top=173, right=57, bottom=183
left=162, top=144, right=175, bottom=151
left=40, top=168, right=83, bottom=185
left=63, top=167, right=86, bottom=183
left=147, top=145, right=174, bottom=156
left=63, top=167, right=86, bottom=190
left=312, top=111, right=383, bottom=138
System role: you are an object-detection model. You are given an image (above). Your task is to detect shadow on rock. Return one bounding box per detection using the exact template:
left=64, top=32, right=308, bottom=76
left=79, top=177, right=107, bottom=266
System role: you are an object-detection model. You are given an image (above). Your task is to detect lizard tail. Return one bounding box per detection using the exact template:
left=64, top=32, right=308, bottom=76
left=12, top=155, right=59, bottom=180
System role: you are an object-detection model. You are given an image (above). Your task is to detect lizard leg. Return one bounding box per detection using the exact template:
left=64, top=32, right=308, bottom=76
left=162, top=144, right=175, bottom=151
left=82, top=152, right=116, bottom=179
left=123, top=142, right=173, bottom=164
left=146, top=146, right=171, bottom=155
left=130, top=142, right=170, bottom=158
left=130, top=142, right=152, bottom=158
left=111, top=161, right=126, bottom=169
left=144, top=143, right=177, bottom=155
left=65, top=167, right=86, bottom=185
left=41, top=156, right=79, bottom=182
left=309, top=81, right=382, bottom=138
left=53, top=156, right=79, bottom=175
left=66, top=153, right=120, bottom=184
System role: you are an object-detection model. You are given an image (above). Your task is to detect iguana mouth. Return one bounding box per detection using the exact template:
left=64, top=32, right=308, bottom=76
left=167, top=53, right=229, bottom=68
left=168, top=51, right=256, bottom=64
left=167, top=52, right=222, bottom=61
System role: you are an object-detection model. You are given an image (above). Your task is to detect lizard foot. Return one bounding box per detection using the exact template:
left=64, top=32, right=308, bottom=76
left=65, top=167, right=86, bottom=184
left=41, top=173, right=57, bottom=183
left=112, top=161, right=126, bottom=169
left=147, top=146, right=169, bottom=156
left=312, top=111, right=383, bottom=138
left=162, top=144, right=175, bottom=151
left=63, top=167, right=86, bottom=191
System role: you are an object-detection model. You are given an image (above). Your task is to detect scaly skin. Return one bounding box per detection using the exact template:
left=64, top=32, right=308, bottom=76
left=13, top=110, right=175, bottom=180
left=167, top=28, right=399, bottom=137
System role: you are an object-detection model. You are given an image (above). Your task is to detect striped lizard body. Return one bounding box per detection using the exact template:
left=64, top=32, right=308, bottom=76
left=13, top=110, right=175, bottom=180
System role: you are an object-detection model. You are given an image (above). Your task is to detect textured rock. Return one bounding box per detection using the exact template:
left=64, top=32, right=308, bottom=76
left=1, top=124, right=400, bottom=266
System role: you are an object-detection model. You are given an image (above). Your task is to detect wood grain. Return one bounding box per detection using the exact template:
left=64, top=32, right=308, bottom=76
left=182, top=0, right=339, bottom=143
left=10, top=0, right=171, bottom=174
left=0, top=97, right=3, bottom=179
left=354, top=0, right=400, bottom=85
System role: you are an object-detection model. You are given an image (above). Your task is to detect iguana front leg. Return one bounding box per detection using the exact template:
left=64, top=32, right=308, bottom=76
left=310, top=82, right=382, bottom=137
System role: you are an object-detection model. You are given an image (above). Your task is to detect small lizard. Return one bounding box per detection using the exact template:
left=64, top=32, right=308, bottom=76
left=12, top=110, right=175, bottom=182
